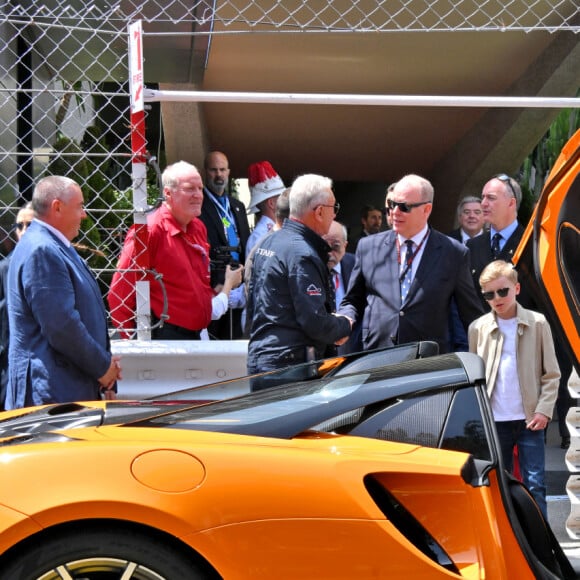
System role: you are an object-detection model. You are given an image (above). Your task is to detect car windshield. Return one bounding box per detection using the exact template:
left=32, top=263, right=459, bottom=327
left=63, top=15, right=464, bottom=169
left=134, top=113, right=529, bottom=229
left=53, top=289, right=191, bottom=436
left=150, top=341, right=440, bottom=402
left=127, top=354, right=475, bottom=442
left=133, top=372, right=371, bottom=430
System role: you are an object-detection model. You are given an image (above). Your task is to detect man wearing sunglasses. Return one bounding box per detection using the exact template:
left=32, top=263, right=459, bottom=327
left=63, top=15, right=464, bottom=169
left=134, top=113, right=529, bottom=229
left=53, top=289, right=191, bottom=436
left=0, top=204, right=34, bottom=410
left=467, top=174, right=524, bottom=311
left=339, top=174, right=483, bottom=354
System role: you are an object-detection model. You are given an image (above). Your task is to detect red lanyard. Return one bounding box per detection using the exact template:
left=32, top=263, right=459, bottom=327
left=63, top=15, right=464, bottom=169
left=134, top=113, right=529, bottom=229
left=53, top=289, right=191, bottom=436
left=396, top=229, right=430, bottom=283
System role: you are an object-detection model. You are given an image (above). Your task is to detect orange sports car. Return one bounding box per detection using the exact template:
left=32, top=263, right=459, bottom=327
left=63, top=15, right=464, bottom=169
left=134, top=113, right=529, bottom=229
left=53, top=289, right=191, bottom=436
left=0, top=343, right=575, bottom=579
left=0, top=128, right=578, bottom=578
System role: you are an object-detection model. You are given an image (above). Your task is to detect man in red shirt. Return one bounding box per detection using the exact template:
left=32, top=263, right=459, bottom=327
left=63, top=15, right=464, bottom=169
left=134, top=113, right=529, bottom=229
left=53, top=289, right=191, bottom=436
left=109, top=161, right=241, bottom=339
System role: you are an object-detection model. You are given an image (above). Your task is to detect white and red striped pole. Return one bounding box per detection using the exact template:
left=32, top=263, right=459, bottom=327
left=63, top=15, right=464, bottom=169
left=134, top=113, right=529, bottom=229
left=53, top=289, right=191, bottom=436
left=128, top=20, right=151, bottom=340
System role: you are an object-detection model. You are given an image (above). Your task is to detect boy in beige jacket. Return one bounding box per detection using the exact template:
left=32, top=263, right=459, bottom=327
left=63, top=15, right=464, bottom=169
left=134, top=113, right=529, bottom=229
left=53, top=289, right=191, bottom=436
left=468, top=260, right=560, bottom=519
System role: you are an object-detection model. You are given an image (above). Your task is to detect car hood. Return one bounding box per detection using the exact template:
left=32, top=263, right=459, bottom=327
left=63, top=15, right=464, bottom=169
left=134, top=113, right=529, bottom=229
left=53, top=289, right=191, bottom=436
left=0, top=400, right=191, bottom=441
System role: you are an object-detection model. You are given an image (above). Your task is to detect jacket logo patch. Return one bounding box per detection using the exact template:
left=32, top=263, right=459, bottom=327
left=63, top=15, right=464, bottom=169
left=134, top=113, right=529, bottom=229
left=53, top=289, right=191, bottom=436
left=306, top=284, right=322, bottom=296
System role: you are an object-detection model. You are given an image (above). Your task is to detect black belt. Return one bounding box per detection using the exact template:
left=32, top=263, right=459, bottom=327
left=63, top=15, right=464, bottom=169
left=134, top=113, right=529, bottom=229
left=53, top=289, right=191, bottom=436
left=151, top=315, right=201, bottom=340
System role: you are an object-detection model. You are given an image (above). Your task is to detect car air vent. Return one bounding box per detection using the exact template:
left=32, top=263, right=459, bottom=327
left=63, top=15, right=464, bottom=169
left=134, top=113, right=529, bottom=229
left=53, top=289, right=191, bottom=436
left=0, top=406, right=104, bottom=438
left=0, top=433, right=74, bottom=447
left=46, top=403, right=88, bottom=415
left=364, top=474, right=459, bottom=574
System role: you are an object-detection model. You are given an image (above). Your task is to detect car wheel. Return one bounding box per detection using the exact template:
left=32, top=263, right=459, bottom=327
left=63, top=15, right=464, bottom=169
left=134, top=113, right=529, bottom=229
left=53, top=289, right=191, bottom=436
left=1, top=526, right=217, bottom=579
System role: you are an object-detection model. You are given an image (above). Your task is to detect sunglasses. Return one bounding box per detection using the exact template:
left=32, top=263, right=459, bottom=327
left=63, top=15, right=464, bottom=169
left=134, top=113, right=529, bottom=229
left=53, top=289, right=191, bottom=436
left=482, top=287, right=510, bottom=301
left=15, top=221, right=31, bottom=231
left=493, top=174, right=518, bottom=200
left=386, top=199, right=430, bottom=213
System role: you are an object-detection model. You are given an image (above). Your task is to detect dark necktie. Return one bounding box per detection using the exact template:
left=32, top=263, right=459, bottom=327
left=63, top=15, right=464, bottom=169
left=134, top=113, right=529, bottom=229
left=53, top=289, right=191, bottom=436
left=332, top=269, right=340, bottom=290
left=491, top=233, right=502, bottom=259
left=400, top=240, right=414, bottom=302
left=329, top=268, right=338, bottom=311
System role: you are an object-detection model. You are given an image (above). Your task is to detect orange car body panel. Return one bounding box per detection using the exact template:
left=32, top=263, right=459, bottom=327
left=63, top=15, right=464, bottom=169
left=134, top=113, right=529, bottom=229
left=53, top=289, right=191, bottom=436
left=0, top=426, right=532, bottom=578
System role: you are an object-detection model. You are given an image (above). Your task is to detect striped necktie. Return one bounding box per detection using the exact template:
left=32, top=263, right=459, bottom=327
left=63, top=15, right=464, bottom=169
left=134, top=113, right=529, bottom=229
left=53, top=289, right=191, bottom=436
left=400, top=240, right=414, bottom=302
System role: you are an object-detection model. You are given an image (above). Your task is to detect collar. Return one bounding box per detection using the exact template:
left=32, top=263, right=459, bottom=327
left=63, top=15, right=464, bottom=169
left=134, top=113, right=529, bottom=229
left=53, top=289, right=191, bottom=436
left=490, top=219, right=518, bottom=242
left=487, top=302, right=531, bottom=331
left=34, top=218, right=71, bottom=247
left=461, top=229, right=482, bottom=243
left=284, top=218, right=330, bottom=260
left=397, top=224, right=429, bottom=246
left=158, top=204, right=196, bottom=236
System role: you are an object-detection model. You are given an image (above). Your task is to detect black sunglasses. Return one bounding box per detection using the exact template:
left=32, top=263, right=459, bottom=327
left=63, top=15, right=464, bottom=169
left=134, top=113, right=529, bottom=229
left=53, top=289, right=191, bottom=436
left=386, top=199, right=430, bottom=213
left=482, top=287, right=510, bottom=301
left=493, top=174, right=518, bottom=200
left=15, top=221, right=31, bottom=231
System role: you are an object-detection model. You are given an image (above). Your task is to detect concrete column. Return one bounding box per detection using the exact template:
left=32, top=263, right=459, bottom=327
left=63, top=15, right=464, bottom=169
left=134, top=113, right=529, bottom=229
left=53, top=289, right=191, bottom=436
left=159, top=83, right=209, bottom=169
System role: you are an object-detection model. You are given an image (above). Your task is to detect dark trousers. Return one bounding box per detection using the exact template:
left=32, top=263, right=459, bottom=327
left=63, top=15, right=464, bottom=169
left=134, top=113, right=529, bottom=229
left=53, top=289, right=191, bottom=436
left=207, top=308, right=244, bottom=340
left=151, top=315, right=201, bottom=340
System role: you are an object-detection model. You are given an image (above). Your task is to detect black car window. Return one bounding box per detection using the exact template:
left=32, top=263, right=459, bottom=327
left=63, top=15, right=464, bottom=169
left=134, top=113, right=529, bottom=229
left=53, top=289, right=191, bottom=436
left=343, top=385, right=492, bottom=461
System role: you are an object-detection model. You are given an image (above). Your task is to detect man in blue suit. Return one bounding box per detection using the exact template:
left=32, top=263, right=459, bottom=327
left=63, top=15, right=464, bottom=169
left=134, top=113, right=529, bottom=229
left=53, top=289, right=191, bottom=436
left=339, top=174, right=483, bottom=354
left=5, top=176, right=121, bottom=409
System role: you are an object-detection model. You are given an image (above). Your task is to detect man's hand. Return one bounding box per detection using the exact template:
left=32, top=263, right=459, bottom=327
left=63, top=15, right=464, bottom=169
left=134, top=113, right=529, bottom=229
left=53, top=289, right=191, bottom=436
left=223, top=264, right=243, bottom=294
left=98, top=355, right=122, bottom=391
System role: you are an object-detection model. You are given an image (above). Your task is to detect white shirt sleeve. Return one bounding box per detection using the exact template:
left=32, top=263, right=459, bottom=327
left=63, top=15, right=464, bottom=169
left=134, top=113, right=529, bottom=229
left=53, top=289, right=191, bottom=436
left=211, top=292, right=229, bottom=320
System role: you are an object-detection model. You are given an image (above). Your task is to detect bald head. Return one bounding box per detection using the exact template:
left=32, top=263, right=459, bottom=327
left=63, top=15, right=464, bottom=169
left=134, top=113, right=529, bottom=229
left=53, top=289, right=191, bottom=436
left=204, top=151, right=230, bottom=196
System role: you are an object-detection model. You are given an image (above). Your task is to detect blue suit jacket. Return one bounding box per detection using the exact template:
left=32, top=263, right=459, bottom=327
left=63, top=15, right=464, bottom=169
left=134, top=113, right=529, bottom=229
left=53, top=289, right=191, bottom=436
left=336, top=252, right=363, bottom=355
left=340, top=228, right=484, bottom=353
left=6, top=221, right=111, bottom=408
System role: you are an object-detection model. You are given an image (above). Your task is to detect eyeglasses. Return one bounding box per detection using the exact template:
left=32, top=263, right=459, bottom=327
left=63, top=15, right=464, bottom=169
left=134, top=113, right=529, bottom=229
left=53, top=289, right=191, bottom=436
left=386, top=199, right=430, bottom=213
left=15, top=221, right=31, bottom=231
left=317, top=203, right=340, bottom=214
left=482, top=287, right=510, bottom=301
left=493, top=174, right=518, bottom=200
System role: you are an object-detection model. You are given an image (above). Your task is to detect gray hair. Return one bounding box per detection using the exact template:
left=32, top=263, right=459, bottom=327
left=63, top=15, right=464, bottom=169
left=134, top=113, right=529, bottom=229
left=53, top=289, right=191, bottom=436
left=289, top=174, right=333, bottom=218
left=32, top=176, right=79, bottom=217
left=456, top=195, right=482, bottom=217
left=162, top=161, right=200, bottom=190
left=275, top=188, right=291, bottom=222
left=396, top=174, right=434, bottom=203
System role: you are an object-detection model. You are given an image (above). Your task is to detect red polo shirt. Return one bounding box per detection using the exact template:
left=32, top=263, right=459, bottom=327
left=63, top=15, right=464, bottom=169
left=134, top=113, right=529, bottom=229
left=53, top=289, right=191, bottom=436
left=109, top=205, right=213, bottom=335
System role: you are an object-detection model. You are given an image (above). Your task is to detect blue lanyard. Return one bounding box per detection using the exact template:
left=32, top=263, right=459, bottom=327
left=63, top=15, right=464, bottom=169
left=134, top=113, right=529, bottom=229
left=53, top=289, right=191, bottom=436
left=205, top=189, right=237, bottom=235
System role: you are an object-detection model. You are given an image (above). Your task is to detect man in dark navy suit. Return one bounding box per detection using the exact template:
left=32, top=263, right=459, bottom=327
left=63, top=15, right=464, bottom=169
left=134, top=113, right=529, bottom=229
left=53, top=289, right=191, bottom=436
left=467, top=174, right=525, bottom=311
left=200, top=151, right=251, bottom=339
left=323, top=220, right=362, bottom=355
left=447, top=195, right=485, bottom=351
left=448, top=196, right=485, bottom=245
left=340, top=174, right=483, bottom=354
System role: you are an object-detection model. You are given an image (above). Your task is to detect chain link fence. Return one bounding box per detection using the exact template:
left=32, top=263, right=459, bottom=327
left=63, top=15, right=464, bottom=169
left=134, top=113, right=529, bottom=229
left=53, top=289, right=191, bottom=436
left=1, top=0, right=578, bottom=337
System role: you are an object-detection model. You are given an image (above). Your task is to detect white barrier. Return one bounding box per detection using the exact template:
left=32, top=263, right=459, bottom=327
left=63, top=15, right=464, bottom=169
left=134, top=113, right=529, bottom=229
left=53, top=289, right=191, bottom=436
left=111, top=339, right=249, bottom=400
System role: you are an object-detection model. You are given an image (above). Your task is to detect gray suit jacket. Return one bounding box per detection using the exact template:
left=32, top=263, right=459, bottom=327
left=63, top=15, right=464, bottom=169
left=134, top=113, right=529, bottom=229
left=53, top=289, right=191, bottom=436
left=340, top=228, right=483, bottom=353
left=6, top=221, right=111, bottom=409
